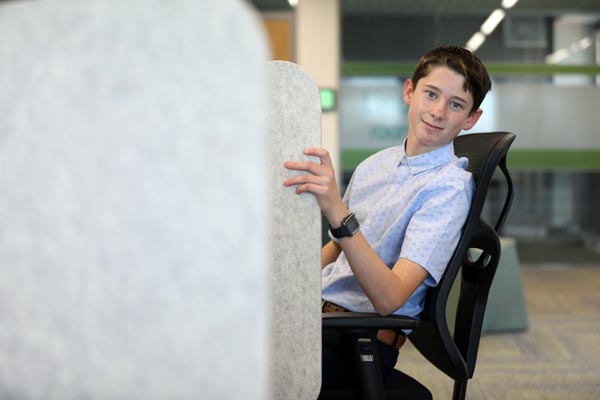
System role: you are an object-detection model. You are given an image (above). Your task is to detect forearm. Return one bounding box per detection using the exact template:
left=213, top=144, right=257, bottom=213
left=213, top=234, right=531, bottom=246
left=324, top=202, right=421, bottom=314
left=336, top=233, right=405, bottom=315
left=321, top=240, right=342, bottom=269
left=331, top=225, right=430, bottom=315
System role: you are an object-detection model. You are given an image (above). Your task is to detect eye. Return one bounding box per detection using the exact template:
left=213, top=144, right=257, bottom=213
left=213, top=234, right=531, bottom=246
left=426, top=90, right=436, bottom=99
left=450, top=101, right=465, bottom=110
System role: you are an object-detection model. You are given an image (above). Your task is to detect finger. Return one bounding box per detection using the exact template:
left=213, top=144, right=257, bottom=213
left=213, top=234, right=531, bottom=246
left=284, top=160, right=326, bottom=176
left=294, top=182, right=328, bottom=196
left=303, top=148, right=333, bottom=168
left=283, top=174, right=328, bottom=188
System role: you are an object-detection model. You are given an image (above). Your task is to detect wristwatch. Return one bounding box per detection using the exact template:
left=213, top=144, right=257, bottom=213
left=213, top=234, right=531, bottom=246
left=329, top=213, right=360, bottom=239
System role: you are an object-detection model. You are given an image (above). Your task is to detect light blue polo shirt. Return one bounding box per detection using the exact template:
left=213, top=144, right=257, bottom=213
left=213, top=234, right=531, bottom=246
left=321, top=140, right=473, bottom=319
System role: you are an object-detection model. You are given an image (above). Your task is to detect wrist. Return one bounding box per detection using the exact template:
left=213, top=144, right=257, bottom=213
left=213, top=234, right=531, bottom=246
left=325, top=205, right=350, bottom=229
left=329, top=212, right=360, bottom=239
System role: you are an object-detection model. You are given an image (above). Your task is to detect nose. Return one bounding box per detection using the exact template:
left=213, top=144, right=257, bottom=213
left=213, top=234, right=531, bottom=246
left=430, top=102, right=446, bottom=120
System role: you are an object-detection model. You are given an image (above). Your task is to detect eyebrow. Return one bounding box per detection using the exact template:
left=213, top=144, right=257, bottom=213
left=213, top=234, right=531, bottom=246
left=423, top=84, right=470, bottom=105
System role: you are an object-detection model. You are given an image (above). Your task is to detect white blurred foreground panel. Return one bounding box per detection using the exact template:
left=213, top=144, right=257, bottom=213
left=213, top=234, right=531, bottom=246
left=0, top=0, right=270, bottom=399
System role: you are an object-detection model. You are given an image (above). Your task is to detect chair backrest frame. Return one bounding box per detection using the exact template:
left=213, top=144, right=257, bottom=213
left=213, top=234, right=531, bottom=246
left=408, top=132, right=516, bottom=381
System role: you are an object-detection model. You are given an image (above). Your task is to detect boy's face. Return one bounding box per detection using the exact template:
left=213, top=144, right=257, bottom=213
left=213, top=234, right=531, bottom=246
left=403, top=66, right=482, bottom=156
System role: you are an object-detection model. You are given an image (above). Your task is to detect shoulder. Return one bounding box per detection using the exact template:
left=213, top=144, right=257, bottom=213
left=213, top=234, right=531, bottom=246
left=435, top=156, right=472, bottom=184
left=424, top=157, right=474, bottom=201
left=355, top=145, right=403, bottom=170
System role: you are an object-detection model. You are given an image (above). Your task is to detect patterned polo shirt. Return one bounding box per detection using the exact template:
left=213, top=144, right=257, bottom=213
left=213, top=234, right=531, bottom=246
left=321, top=140, right=473, bottom=318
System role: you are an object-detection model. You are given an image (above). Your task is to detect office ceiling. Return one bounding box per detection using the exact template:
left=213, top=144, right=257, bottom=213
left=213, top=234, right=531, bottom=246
left=250, top=0, right=600, bottom=63
left=250, top=0, right=600, bottom=17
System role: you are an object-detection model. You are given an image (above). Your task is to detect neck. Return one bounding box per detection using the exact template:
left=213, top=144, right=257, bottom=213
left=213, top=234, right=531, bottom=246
left=405, top=138, right=433, bottom=157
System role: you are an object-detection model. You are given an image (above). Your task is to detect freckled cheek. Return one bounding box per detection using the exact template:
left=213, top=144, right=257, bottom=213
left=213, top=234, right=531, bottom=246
left=408, top=108, right=425, bottom=123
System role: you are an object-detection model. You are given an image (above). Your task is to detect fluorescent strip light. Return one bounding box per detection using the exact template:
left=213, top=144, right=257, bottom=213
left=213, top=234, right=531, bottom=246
left=546, top=36, right=593, bottom=64
left=570, top=42, right=581, bottom=52
left=579, top=36, right=592, bottom=49
left=481, top=9, right=506, bottom=35
left=501, top=0, right=519, bottom=9
left=466, top=32, right=486, bottom=52
left=545, top=49, right=570, bottom=64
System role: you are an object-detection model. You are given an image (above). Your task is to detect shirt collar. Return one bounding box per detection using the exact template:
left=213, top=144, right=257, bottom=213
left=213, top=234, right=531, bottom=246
left=397, top=139, right=456, bottom=175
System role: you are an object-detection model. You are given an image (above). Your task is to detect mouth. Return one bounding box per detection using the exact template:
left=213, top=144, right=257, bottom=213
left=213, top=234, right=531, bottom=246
left=421, top=119, right=443, bottom=131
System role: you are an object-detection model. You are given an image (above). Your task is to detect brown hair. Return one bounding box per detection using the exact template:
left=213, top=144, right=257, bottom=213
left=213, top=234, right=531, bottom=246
left=411, top=45, right=491, bottom=114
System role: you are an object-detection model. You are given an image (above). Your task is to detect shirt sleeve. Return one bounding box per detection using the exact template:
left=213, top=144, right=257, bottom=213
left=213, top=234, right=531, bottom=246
left=399, top=176, right=473, bottom=286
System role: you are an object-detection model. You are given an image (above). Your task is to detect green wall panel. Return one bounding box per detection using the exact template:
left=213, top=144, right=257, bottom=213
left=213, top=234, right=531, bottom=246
left=342, top=149, right=600, bottom=170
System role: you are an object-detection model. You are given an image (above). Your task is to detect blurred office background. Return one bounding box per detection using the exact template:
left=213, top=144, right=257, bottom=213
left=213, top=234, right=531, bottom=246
left=250, top=1, right=600, bottom=397
left=251, top=0, right=600, bottom=266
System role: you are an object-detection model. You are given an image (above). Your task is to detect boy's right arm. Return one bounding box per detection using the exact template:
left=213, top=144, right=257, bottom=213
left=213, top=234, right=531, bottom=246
left=321, top=240, right=341, bottom=269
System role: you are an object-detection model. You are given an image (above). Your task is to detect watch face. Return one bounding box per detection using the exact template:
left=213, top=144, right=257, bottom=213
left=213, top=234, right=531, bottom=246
left=344, top=214, right=360, bottom=235
left=330, top=213, right=360, bottom=238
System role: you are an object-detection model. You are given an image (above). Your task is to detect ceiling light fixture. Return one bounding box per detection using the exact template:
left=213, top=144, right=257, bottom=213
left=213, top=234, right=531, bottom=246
left=466, top=32, right=486, bottom=52
left=288, top=0, right=298, bottom=7
left=480, top=9, right=506, bottom=36
left=579, top=36, right=593, bottom=49
left=501, top=0, right=519, bottom=9
left=545, top=49, right=570, bottom=64
left=546, top=35, right=594, bottom=64
left=464, top=1, right=513, bottom=52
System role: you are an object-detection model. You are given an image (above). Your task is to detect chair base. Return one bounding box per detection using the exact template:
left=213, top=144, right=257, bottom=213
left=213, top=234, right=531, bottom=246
left=318, top=369, right=433, bottom=400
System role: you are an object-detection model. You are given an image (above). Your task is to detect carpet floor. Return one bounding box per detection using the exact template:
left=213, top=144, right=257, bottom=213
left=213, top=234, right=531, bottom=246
left=396, top=265, right=600, bottom=399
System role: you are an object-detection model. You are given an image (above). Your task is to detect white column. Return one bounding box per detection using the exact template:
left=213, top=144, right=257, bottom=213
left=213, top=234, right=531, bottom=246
left=295, top=0, right=341, bottom=183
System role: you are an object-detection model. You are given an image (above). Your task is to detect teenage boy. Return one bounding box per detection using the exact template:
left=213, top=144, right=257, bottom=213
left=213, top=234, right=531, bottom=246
left=283, top=45, right=492, bottom=389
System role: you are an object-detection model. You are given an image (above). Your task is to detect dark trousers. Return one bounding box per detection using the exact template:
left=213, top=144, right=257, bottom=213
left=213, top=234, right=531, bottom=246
left=321, top=328, right=400, bottom=391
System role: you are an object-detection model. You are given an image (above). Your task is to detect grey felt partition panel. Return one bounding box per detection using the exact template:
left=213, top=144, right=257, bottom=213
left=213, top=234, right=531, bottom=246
left=267, top=61, right=322, bottom=399
left=0, top=0, right=270, bottom=399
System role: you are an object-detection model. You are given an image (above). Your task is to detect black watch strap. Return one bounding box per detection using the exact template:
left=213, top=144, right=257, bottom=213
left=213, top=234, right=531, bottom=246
left=329, top=213, right=360, bottom=239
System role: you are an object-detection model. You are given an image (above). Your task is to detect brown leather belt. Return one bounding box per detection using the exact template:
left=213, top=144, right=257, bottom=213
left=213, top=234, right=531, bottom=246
left=322, top=300, right=406, bottom=351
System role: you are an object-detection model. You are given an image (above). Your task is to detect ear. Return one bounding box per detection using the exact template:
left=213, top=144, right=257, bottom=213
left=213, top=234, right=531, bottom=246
left=462, top=108, right=483, bottom=131
left=402, top=79, right=414, bottom=106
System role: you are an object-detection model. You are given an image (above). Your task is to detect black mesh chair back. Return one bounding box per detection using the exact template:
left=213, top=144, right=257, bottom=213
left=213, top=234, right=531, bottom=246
left=408, top=131, right=516, bottom=399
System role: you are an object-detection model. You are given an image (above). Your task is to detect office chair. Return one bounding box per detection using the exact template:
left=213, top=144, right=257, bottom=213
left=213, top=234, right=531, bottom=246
left=319, top=132, right=516, bottom=400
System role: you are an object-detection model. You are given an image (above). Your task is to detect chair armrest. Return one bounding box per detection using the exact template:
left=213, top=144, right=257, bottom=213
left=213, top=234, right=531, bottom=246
left=322, top=312, right=419, bottom=330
